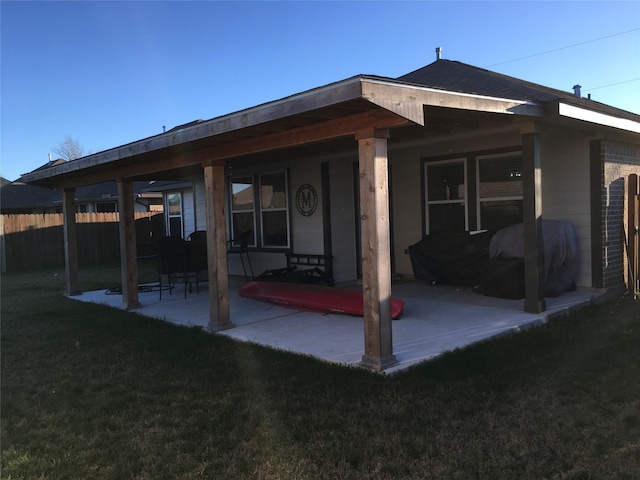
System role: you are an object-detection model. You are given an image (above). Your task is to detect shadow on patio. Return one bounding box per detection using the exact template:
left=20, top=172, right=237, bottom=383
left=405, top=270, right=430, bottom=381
left=72, top=279, right=603, bottom=373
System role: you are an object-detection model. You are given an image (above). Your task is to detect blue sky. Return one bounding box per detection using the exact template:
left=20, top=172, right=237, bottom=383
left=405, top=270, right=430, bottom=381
left=1, top=1, right=639, bottom=181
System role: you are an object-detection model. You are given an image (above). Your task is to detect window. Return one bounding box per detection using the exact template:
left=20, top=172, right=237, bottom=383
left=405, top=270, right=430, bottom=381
left=96, top=202, right=117, bottom=213
left=477, top=153, right=523, bottom=231
left=260, top=172, right=289, bottom=247
left=230, top=176, right=255, bottom=246
left=425, top=159, right=467, bottom=234
left=165, top=192, right=183, bottom=237
left=229, top=171, right=290, bottom=248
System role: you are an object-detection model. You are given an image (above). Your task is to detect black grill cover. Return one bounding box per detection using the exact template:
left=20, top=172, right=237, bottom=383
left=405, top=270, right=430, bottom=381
left=408, top=231, right=492, bottom=286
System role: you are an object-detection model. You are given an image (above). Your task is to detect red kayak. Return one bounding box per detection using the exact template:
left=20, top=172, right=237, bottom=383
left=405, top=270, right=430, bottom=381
left=239, top=281, right=404, bottom=319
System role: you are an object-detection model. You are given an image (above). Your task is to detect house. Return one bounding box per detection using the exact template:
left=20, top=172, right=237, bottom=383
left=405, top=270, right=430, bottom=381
left=21, top=57, right=640, bottom=371
left=1, top=160, right=163, bottom=214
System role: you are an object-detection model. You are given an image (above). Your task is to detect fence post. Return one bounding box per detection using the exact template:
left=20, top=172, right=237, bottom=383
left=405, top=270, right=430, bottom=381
left=629, top=174, right=639, bottom=297
left=63, top=189, right=81, bottom=295
left=0, top=215, right=6, bottom=273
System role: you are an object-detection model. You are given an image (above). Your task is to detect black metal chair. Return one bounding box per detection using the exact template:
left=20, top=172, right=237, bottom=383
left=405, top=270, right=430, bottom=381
left=186, top=231, right=208, bottom=294
left=227, top=229, right=254, bottom=281
left=156, top=235, right=188, bottom=300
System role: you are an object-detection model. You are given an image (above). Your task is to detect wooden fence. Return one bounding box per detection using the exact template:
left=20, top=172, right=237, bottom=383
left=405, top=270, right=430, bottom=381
left=0, top=212, right=164, bottom=272
left=628, top=174, right=639, bottom=297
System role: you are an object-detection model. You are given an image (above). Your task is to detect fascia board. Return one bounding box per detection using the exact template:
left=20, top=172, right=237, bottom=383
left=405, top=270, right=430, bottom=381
left=557, top=102, right=640, bottom=134
left=360, top=78, right=545, bottom=121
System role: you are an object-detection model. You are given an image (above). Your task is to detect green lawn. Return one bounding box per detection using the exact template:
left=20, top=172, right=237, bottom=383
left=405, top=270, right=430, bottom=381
left=2, top=265, right=639, bottom=479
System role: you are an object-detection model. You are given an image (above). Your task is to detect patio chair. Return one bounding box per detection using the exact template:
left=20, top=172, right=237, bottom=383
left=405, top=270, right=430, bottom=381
left=227, top=229, right=254, bottom=281
left=156, top=235, right=189, bottom=300
left=186, top=231, right=208, bottom=294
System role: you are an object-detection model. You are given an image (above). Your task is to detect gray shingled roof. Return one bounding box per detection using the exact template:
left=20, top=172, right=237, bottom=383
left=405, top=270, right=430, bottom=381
left=0, top=180, right=160, bottom=213
left=397, top=59, right=638, bottom=119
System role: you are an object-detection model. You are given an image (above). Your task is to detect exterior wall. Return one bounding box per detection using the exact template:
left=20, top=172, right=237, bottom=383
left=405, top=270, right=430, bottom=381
left=390, top=128, right=523, bottom=278
left=328, top=155, right=358, bottom=284
left=390, top=128, right=602, bottom=289
left=198, top=127, right=638, bottom=289
left=182, top=189, right=196, bottom=238
left=598, top=140, right=640, bottom=289
left=226, top=154, right=361, bottom=283
left=540, top=133, right=592, bottom=287
left=290, top=165, right=324, bottom=255
left=192, top=175, right=207, bottom=233
left=389, top=148, right=422, bottom=278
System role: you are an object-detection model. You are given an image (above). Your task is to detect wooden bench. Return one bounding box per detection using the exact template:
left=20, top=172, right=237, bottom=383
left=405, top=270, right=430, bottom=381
left=256, top=252, right=333, bottom=286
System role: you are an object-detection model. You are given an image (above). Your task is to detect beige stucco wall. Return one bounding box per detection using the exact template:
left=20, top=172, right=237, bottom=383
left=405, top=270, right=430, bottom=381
left=328, top=154, right=358, bottom=284
left=290, top=164, right=324, bottom=255
left=540, top=133, right=592, bottom=287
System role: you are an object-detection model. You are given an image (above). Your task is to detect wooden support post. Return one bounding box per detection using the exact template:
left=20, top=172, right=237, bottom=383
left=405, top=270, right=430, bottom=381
left=117, top=179, right=140, bottom=309
left=628, top=174, right=639, bottom=297
left=356, top=129, right=398, bottom=371
left=522, top=133, right=546, bottom=313
left=62, top=188, right=81, bottom=296
left=204, top=164, right=233, bottom=331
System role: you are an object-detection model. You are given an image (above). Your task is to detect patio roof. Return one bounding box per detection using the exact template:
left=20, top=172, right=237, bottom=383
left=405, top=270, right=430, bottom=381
left=70, top=279, right=603, bottom=374
left=20, top=75, right=546, bottom=190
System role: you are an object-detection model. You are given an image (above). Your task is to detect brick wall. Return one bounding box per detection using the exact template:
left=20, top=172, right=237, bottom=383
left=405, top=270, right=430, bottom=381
left=600, top=140, right=640, bottom=289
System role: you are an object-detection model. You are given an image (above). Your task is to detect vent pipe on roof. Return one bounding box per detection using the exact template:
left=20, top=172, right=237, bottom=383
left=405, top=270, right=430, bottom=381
left=436, top=47, right=442, bottom=60
left=573, top=84, right=582, bottom=97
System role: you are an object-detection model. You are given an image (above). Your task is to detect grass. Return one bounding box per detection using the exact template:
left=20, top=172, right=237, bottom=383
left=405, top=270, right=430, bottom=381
left=2, top=264, right=639, bottom=479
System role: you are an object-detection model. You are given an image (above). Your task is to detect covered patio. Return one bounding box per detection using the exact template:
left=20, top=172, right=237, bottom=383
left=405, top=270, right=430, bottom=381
left=22, top=60, right=638, bottom=373
left=71, top=280, right=603, bottom=374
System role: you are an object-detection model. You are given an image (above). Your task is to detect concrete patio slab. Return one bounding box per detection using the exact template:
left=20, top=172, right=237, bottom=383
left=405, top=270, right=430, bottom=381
left=71, top=280, right=603, bottom=373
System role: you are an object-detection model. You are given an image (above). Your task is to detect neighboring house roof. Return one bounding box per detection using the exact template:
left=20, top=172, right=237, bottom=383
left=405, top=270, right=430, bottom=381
left=1, top=177, right=12, bottom=188
left=1, top=179, right=161, bottom=213
left=27, top=158, right=68, bottom=173
left=0, top=182, right=61, bottom=212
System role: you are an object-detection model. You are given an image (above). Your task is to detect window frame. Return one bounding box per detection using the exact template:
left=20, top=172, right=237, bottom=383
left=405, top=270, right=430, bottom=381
left=228, top=170, right=290, bottom=249
left=424, top=158, right=468, bottom=235
left=95, top=201, right=117, bottom=213
left=259, top=171, right=290, bottom=248
left=230, top=175, right=257, bottom=248
left=475, top=151, right=523, bottom=231
left=164, top=191, right=184, bottom=238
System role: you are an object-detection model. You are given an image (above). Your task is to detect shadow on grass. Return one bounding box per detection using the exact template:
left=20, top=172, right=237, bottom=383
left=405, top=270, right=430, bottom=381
left=2, top=266, right=639, bottom=479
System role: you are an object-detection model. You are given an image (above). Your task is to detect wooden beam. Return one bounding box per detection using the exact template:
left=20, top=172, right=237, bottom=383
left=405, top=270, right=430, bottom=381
left=522, top=132, right=546, bottom=313
left=203, top=110, right=409, bottom=166
left=357, top=129, right=398, bottom=371
left=204, top=164, right=233, bottom=331
left=62, top=188, right=81, bottom=296
left=50, top=110, right=409, bottom=189
left=117, top=179, right=140, bottom=309
left=54, top=153, right=203, bottom=189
